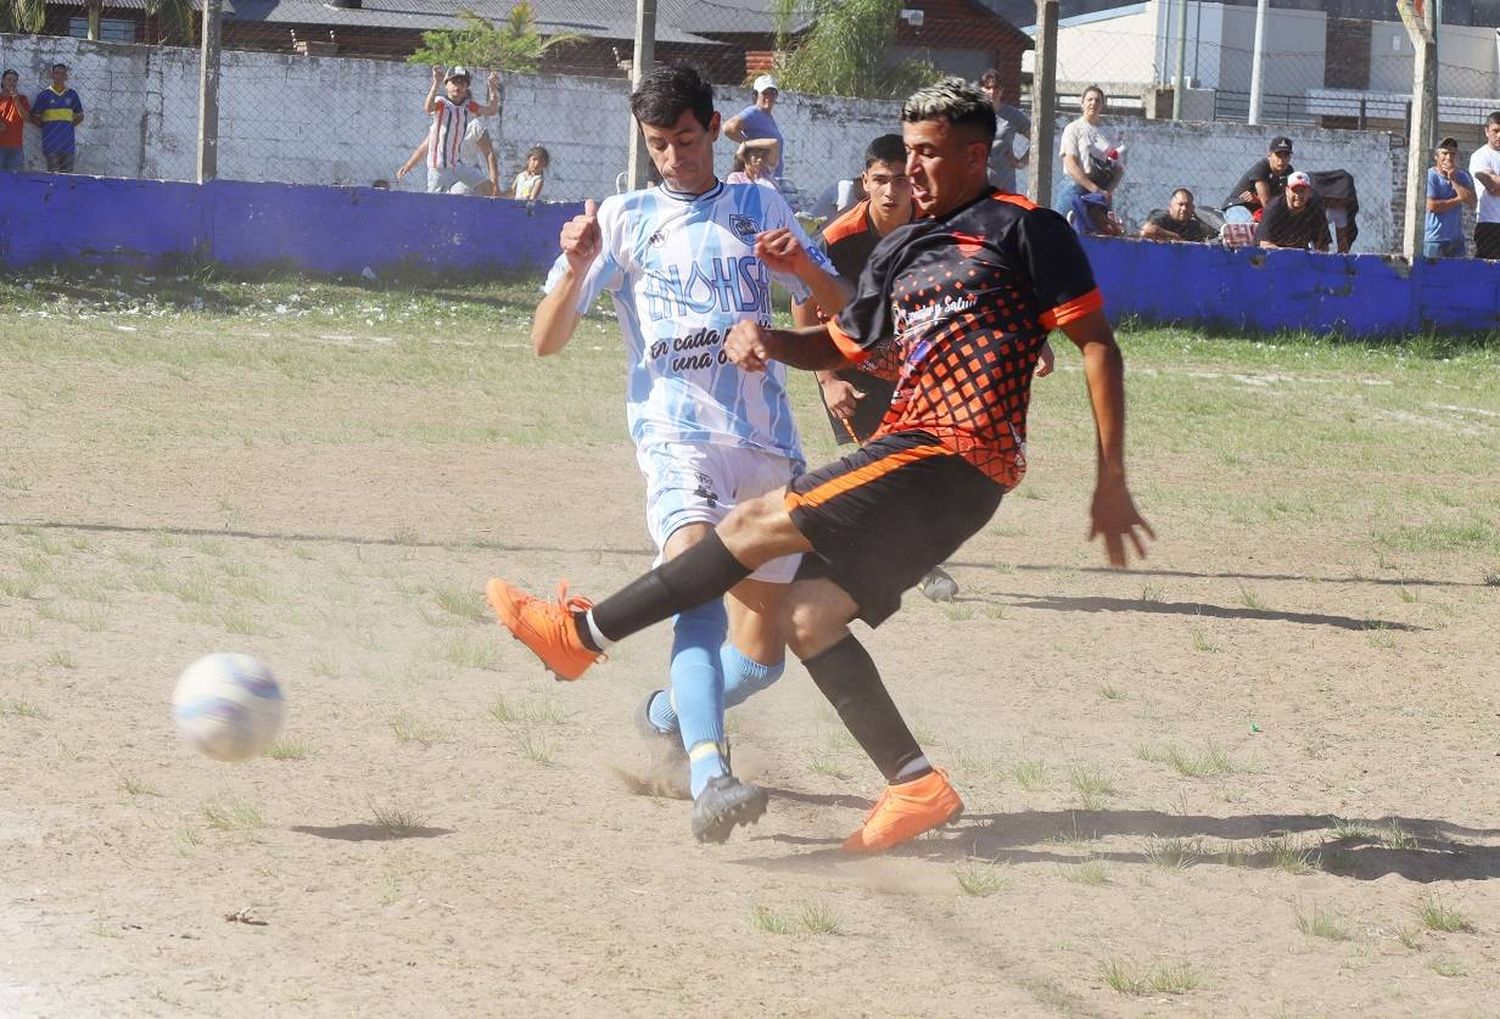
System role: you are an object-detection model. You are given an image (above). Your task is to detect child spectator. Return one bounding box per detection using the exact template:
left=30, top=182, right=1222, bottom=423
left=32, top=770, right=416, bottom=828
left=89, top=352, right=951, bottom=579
left=422, top=65, right=500, bottom=194
left=511, top=144, right=549, bottom=201
left=0, top=70, right=28, bottom=172
left=725, top=139, right=780, bottom=190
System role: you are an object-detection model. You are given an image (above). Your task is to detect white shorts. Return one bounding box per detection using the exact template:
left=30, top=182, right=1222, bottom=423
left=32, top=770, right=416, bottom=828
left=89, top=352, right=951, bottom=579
left=639, top=442, right=804, bottom=584
left=427, top=164, right=484, bottom=194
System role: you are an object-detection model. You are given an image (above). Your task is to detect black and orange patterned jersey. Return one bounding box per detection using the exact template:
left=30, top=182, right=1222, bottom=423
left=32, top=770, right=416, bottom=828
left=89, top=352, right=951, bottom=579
left=828, top=188, right=1103, bottom=489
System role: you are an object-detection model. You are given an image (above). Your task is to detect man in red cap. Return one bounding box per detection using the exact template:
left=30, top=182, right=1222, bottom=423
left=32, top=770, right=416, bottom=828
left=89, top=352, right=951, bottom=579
left=1256, top=171, right=1331, bottom=252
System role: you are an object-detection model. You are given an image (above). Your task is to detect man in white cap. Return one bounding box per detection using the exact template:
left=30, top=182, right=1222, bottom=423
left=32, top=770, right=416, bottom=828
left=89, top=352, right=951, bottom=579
left=1256, top=170, right=1331, bottom=252
left=724, top=74, right=786, bottom=187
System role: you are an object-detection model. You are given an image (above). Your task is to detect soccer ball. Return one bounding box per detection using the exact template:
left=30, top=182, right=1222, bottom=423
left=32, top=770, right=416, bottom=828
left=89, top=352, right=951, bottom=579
left=172, top=653, right=285, bottom=762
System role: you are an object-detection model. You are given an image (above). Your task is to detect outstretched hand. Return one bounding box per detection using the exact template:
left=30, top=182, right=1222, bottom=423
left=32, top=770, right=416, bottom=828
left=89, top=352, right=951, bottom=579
left=1089, top=476, right=1154, bottom=567
left=560, top=198, right=602, bottom=271
left=754, top=228, right=809, bottom=274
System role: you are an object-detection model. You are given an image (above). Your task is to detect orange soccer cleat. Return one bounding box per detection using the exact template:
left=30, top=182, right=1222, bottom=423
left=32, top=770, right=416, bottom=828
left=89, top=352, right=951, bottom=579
left=485, top=578, right=603, bottom=681
left=841, top=768, right=963, bottom=854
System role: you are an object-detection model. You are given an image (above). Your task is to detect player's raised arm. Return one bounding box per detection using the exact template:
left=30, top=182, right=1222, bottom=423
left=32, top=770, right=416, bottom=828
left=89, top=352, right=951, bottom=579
left=754, top=227, right=852, bottom=317
left=476, top=70, right=502, bottom=117
left=531, top=199, right=603, bottom=356
left=424, top=65, right=443, bottom=113
left=1057, top=308, right=1153, bottom=567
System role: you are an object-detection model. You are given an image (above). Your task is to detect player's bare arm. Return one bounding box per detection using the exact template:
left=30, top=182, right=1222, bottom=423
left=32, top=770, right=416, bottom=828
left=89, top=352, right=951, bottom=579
left=793, top=299, right=864, bottom=415
left=395, top=139, right=428, bottom=180
left=424, top=65, right=442, bottom=113
left=754, top=228, right=852, bottom=317
left=725, top=321, right=845, bottom=373
left=722, top=115, right=747, bottom=142
left=530, top=199, right=601, bottom=356
left=1477, top=170, right=1500, bottom=196
left=1060, top=308, right=1154, bottom=567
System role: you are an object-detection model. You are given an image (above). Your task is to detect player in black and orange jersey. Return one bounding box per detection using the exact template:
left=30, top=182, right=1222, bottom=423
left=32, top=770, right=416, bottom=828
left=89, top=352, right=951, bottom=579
left=796, top=131, right=1055, bottom=603
left=485, top=78, right=1152, bottom=853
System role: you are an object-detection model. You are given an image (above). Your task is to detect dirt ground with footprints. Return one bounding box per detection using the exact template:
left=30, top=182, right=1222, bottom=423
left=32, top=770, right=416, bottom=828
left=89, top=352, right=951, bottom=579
left=2, top=274, right=1498, bottom=1017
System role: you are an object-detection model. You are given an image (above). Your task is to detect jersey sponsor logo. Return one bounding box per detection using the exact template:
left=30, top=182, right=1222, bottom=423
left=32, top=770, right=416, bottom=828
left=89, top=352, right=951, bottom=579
left=643, top=255, right=771, bottom=323
left=894, top=293, right=977, bottom=336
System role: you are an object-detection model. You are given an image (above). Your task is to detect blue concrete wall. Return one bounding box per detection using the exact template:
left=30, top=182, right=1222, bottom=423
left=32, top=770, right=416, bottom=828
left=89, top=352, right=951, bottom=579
left=3, top=173, right=1496, bottom=335
left=0, top=173, right=575, bottom=275
left=1080, top=236, right=1500, bottom=336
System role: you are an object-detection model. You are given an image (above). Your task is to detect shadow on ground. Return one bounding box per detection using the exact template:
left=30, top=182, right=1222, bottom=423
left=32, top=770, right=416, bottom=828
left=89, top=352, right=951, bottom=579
left=291, top=823, right=454, bottom=842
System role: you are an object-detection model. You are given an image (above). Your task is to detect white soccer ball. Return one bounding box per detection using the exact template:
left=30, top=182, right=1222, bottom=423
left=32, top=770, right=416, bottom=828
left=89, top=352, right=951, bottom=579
left=172, top=653, right=285, bottom=762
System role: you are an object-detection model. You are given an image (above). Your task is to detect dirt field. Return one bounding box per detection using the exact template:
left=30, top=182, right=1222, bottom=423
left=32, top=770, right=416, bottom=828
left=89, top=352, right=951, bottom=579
left=2, top=273, right=1498, bottom=1017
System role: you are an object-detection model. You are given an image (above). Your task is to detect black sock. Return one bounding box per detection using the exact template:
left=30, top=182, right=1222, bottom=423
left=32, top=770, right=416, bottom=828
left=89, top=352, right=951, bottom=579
left=586, top=531, right=752, bottom=645
left=802, top=634, right=925, bottom=783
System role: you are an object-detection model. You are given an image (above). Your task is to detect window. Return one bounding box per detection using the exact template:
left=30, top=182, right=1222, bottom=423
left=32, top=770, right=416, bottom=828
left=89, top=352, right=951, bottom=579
left=67, top=17, right=139, bottom=42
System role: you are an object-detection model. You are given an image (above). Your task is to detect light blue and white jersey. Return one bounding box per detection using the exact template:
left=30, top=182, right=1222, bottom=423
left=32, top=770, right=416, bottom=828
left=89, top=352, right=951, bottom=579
left=544, top=180, right=834, bottom=462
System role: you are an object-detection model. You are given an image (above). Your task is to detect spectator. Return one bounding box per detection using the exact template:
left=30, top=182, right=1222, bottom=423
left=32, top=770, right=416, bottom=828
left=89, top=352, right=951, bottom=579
left=725, top=138, right=780, bottom=189
left=1224, top=136, right=1294, bottom=222
left=421, top=65, right=500, bottom=194
left=1468, top=111, right=1500, bottom=260
left=396, top=117, right=499, bottom=196
left=1056, top=85, right=1122, bottom=215
left=806, top=175, right=864, bottom=221
left=723, top=75, right=785, bottom=185
left=0, top=69, right=29, bottom=173
left=30, top=63, right=83, bottom=174
left=510, top=144, right=549, bottom=201
left=1140, top=188, right=1210, bottom=243
left=1256, top=171, right=1331, bottom=252
left=1425, top=137, right=1475, bottom=259
left=1069, top=190, right=1123, bottom=237
left=978, top=68, right=1029, bottom=194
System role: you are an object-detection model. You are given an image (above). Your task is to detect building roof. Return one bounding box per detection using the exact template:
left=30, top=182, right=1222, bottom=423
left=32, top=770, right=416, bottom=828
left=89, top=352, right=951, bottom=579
left=227, top=0, right=726, bottom=45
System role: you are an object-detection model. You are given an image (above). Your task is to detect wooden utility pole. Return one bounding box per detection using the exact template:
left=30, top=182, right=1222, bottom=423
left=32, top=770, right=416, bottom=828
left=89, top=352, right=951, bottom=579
left=196, top=0, right=222, bottom=182
left=626, top=0, right=657, bottom=191
left=1397, top=0, right=1437, bottom=259
left=1029, top=0, right=1059, bottom=208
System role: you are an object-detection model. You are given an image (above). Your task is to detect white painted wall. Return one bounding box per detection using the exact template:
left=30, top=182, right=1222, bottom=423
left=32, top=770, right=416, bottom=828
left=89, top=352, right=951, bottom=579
left=0, top=31, right=1402, bottom=251
left=1055, top=4, right=1161, bottom=86
left=1368, top=21, right=1498, bottom=97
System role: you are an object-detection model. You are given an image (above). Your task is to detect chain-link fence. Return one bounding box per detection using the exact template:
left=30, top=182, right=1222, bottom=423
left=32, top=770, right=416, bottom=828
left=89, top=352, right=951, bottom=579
left=3, top=0, right=1497, bottom=254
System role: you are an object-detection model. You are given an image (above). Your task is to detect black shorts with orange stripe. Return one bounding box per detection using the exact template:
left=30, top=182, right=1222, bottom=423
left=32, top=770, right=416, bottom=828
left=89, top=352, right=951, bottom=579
left=785, top=430, right=1003, bottom=627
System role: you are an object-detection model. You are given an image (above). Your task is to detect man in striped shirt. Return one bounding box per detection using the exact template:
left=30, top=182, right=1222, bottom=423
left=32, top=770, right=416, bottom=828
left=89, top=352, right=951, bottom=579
left=422, top=65, right=500, bottom=194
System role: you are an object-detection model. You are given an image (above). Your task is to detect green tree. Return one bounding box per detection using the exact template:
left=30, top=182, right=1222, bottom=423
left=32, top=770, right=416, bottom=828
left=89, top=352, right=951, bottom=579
left=772, top=0, right=944, bottom=100
left=0, top=0, right=46, bottom=33
left=408, top=2, right=584, bottom=74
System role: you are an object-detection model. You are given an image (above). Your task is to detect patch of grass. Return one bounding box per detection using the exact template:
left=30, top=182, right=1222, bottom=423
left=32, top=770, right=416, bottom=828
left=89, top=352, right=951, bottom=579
left=1145, top=835, right=1200, bottom=870
left=488, top=693, right=569, bottom=726
left=46, top=648, right=78, bottom=669
left=1137, top=741, right=1236, bottom=778
left=1102, top=958, right=1202, bottom=996
left=1429, top=957, right=1467, bottom=978
left=1417, top=893, right=1473, bottom=933
left=265, top=737, right=317, bottom=761
left=1327, top=818, right=1378, bottom=842
left=1395, top=924, right=1423, bottom=950
left=442, top=634, right=500, bottom=670
left=118, top=775, right=162, bottom=797
left=1098, top=683, right=1128, bottom=701
left=514, top=727, right=558, bottom=765
left=1068, top=763, right=1116, bottom=810
left=1139, top=582, right=1166, bottom=602
left=1378, top=519, right=1494, bottom=554
left=1377, top=823, right=1418, bottom=850
left=0, top=699, right=50, bottom=720
left=1238, top=585, right=1266, bottom=610
left=1060, top=859, right=1109, bottom=886
left=954, top=859, right=1011, bottom=897
left=1396, top=585, right=1419, bottom=603
left=201, top=800, right=264, bottom=831
left=0, top=573, right=42, bottom=599
left=1295, top=901, right=1351, bottom=941
left=433, top=585, right=488, bottom=623
left=1011, top=758, right=1048, bottom=792
left=1258, top=834, right=1320, bottom=875
left=389, top=712, right=450, bottom=747
left=806, top=750, right=850, bottom=779
left=369, top=800, right=429, bottom=837
left=798, top=900, right=844, bottom=935
left=750, top=905, right=794, bottom=935
left=309, top=654, right=339, bottom=679
left=1190, top=627, right=1219, bottom=652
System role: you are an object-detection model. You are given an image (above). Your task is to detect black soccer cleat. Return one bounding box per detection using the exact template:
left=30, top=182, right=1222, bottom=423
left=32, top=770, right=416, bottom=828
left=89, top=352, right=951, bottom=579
left=691, top=775, right=768, bottom=844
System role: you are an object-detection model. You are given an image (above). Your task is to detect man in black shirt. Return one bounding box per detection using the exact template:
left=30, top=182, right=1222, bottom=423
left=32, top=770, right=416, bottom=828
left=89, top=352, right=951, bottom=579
left=1256, top=171, right=1332, bottom=251
left=1140, top=187, right=1210, bottom=242
left=1225, top=136, right=1294, bottom=218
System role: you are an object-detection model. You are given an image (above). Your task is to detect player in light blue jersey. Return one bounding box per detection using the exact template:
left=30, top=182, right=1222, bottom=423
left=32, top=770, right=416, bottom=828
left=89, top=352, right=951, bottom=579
left=513, top=65, right=850, bottom=843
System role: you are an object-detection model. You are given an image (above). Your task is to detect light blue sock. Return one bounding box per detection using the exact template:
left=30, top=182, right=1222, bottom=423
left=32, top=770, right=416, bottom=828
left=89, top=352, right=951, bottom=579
left=668, top=600, right=729, bottom=798
left=646, top=689, right=678, bottom=734
left=722, top=643, right=785, bottom=709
